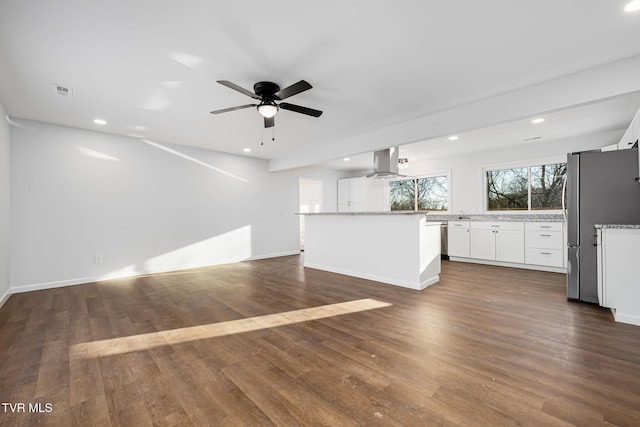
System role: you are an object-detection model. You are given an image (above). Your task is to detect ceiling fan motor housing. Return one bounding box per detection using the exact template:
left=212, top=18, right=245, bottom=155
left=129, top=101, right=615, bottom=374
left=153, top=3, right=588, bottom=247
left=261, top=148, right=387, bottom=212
left=254, top=81, right=281, bottom=100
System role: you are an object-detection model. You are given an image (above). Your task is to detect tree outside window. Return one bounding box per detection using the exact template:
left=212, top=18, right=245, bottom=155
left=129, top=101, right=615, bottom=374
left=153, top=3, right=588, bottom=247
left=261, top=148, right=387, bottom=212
left=417, top=176, right=447, bottom=211
left=390, top=179, right=415, bottom=211
left=486, top=162, right=566, bottom=211
left=531, top=163, right=566, bottom=210
left=390, top=175, right=448, bottom=211
left=487, top=168, right=528, bottom=210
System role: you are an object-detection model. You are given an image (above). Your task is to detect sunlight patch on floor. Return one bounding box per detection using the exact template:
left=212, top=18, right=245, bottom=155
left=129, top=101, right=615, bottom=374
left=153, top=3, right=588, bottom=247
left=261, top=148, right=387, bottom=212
left=70, top=298, right=391, bottom=359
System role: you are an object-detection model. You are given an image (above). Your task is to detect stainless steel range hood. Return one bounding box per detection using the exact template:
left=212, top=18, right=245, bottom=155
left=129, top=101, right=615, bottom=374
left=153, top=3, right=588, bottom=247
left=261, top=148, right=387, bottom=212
left=365, top=147, right=408, bottom=179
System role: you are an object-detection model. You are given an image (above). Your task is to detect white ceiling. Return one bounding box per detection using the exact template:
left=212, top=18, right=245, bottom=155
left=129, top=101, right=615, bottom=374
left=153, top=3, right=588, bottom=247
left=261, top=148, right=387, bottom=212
left=323, top=91, right=640, bottom=171
left=1, top=1, right=640, bottom=171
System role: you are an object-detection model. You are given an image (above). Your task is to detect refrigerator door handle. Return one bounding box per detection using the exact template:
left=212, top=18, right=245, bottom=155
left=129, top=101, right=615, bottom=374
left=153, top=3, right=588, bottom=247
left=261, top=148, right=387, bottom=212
left=561, top=174, right=567, bottom=223
left=567, top=245, right=580, bottom=300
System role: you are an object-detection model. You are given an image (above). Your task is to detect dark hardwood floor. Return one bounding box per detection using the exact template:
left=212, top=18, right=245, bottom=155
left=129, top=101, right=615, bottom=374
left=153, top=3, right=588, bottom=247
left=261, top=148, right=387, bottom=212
left=1, top=256, right=640, bottom=426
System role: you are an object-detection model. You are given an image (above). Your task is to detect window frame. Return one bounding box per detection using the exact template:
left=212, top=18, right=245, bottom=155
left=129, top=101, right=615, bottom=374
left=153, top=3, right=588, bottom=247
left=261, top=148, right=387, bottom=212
left=482, top=157, right=566, bottom=214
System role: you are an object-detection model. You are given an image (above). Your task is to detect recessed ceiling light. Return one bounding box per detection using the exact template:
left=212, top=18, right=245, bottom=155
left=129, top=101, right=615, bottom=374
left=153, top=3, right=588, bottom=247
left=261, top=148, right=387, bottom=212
left=243, top=148, right=251, bottom=153
left=93, top=119, right=107, bottom=125
left=625, top=0, right=640, bottom=12
left=448, top=136, right=458, bottom=141
left=531, top=118, right=545, bottom=124
left=343, top=157, right=350, bottom=161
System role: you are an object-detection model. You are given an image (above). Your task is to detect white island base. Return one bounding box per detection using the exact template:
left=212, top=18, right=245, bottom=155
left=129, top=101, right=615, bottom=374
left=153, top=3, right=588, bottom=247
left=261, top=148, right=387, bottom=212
left=303, top=213, right=441, bottom=290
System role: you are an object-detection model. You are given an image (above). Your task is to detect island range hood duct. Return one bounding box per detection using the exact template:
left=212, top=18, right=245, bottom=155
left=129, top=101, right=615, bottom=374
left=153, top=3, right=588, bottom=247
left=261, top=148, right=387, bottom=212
left=365, top=147, right=408, bottom=179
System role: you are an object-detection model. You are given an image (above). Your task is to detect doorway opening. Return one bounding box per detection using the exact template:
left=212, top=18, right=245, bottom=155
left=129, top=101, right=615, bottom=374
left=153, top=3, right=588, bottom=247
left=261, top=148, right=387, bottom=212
left=298, top=178, right=322, bottom=250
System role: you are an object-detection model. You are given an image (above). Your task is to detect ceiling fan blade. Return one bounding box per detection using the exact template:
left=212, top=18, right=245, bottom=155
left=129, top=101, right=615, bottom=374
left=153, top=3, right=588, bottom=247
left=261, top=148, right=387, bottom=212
left=209, top=104, right=256, bottom=114
left=274, top=80, right=312, bottom=100
left=217, top=80, right=261, bottom=100
left=279, top=102, right=323, bottom=117
left=264, top=116, right=274, bottom=128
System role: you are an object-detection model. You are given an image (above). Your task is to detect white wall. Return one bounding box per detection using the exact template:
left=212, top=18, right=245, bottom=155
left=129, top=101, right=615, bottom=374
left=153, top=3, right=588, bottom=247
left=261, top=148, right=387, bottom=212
left=10, top=119, right=334, bottom=291
left=0, top=101, right=10, bottom=305
left=401, top=130, right=622, bottom=215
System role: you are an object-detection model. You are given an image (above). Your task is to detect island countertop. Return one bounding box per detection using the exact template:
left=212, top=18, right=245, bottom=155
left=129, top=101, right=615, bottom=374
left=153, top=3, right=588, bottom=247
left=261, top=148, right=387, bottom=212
left=296, top=211, right=426, bottom=215
left=594, top=224, right=640, bottom=229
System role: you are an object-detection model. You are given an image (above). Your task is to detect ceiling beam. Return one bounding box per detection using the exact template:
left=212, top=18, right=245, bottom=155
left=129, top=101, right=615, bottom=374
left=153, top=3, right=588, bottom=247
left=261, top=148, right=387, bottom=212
left=268, top=54, right=640, bottom=172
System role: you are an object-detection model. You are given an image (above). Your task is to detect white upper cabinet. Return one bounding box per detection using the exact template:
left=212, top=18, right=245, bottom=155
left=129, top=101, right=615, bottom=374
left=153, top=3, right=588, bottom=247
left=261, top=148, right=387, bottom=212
left=616, top=106, right=640, bottom=181
left=337, top=178, right=388, bottom=212
left=618, top=107, right=640, bottom=150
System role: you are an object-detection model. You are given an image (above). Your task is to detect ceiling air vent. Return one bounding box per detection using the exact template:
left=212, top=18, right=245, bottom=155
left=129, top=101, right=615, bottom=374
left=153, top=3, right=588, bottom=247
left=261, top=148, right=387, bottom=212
left=52, top=84, right=73, bottom=97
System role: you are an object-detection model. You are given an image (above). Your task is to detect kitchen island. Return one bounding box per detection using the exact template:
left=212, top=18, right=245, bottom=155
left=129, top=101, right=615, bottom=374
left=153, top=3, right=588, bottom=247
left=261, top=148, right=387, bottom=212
left=301, top=212, right=441, bottom=290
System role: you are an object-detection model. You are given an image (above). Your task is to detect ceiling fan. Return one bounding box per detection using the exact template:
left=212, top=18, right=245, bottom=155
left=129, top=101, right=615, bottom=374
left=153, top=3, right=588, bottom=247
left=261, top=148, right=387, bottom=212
left=210, top=80, right=322, bottom=128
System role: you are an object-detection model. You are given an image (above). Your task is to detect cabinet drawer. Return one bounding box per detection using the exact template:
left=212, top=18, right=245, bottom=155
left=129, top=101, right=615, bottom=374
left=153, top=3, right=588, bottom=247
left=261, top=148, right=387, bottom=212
left=525, top=222, right=563, bottom=232
left=525, top=248, right=563, bottom=267
left=448, top=221, right=470, bottom=228
left=470, top=221, right=524, bottom=231
left=526, top=230, right=563, bottom=250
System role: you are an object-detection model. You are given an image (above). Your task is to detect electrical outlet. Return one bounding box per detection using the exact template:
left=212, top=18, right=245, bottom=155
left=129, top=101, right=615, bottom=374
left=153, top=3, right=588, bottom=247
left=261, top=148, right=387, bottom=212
left=94, top=255, right=103, bottom=264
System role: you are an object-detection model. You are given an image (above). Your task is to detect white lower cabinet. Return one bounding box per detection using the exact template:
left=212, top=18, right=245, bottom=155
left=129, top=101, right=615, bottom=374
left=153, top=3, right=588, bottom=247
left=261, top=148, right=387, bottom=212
left=597, top=227, right=640, bottom=326
left=449, top=220, right=564, bottom=271
left=448, top=221, right=470, bottom=257
left=469, top=228, right=495, bottom=260
left=469, top=222, right=525, bottom=263
left=495, top=228, right=526, bottom=263
left=525, top=222, right=563, bottom=267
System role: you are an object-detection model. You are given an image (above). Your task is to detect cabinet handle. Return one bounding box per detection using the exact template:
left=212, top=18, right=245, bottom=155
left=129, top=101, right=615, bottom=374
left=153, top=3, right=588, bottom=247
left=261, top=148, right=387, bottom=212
left=540, top=226, right=551, bottom=228
left=540, top=252, right=552, bottom=255
left=491, top=225, right=500, bottom=228
left=540, top=234, right=552, bottom=237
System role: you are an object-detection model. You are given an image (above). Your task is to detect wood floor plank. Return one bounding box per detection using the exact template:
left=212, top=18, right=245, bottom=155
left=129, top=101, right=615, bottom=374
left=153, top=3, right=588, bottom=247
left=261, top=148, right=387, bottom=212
left=1, top=256, right=640, bottom=426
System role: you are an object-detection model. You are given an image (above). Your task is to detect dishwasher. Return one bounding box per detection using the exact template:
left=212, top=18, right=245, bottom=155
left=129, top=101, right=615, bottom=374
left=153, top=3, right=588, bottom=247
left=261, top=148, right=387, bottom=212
left=440, top=223, right=448, bottom=260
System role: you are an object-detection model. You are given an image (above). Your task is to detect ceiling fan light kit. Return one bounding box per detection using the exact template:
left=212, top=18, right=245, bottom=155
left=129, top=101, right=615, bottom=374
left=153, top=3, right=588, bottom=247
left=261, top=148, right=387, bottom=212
left=257, top=102, right=278, bottom=118
left=210, top=79, right=322, bottom=130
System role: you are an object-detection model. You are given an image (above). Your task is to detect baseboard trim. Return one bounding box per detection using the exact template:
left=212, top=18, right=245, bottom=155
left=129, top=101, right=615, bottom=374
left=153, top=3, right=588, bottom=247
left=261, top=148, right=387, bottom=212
left=0, top=287, right=11, bottom=309
left=10, top=251, right=301, bottom=294
left=303, top=262, right=438, bottom=291
left=612, top=310, right=640, bottom=327
left=448, top=257, right=567, bottom=274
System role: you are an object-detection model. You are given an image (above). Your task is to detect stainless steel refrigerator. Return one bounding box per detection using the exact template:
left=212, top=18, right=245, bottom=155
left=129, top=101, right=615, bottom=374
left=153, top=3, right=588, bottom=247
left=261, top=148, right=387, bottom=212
left=565, top=147, right=640, bottom=303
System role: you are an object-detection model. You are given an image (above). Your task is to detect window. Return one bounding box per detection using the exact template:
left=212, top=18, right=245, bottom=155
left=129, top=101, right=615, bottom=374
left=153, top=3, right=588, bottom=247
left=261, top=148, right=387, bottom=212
left=417, top=176, right=448, bottom=211
left=486, top=162, right=566, bottom=211
left=390, top=179, right=415, bottom=211
left=390, top=175, right=448, bottom=211
left=530, top=163, right=566, bottom=210
left=487, top=167, right=528, bottom=210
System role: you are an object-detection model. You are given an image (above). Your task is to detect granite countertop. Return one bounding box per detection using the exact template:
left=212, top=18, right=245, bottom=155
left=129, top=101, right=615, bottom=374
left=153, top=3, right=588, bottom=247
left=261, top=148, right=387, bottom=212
left=298, top=212, right=565, bottom=222
left=594, top=224, right=640, bottom=229
left=424, top=213, right=564, bottom=223
left=297, top=211, right=426, bottom=215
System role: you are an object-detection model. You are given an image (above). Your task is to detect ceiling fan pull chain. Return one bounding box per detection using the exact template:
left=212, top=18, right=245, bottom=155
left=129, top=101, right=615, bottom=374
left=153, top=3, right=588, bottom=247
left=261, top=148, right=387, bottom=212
left=261, top=128, right=264, bottom=146
left=272, top=127, right=275, bottom=142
